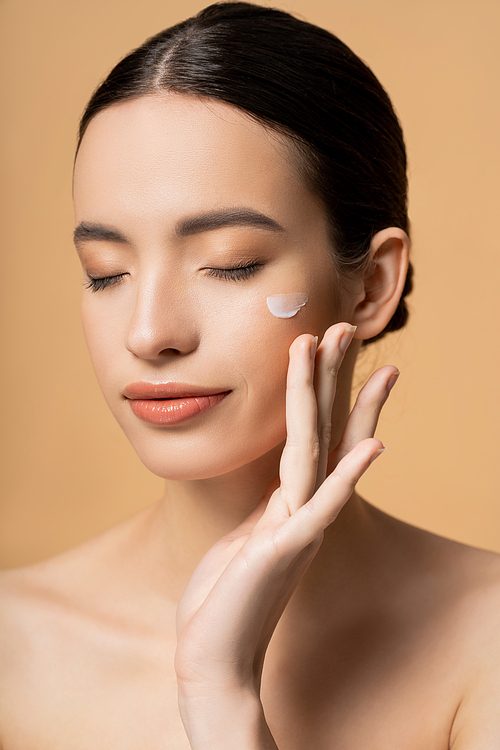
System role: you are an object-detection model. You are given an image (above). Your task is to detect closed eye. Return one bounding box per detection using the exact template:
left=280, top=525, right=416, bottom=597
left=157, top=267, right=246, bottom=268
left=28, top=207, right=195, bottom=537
left=84, top=262, right=262, bottom=291
left=84, top=273, right=127, bottom=293
left=205, top=262, right=262, bottom=281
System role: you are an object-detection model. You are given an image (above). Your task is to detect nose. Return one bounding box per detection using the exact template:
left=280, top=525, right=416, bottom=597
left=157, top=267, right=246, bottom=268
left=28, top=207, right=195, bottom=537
left=124, top=273, right=200, bottom=360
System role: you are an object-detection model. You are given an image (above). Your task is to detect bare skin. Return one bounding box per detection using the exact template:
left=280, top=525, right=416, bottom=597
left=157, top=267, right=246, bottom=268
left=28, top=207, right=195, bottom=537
left=0, top=94, right=499, bottom=748
left=1, top=497, right=500, bottom=749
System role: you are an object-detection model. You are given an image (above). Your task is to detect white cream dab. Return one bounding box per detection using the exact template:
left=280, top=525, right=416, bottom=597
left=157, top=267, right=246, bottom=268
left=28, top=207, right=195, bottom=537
left=267, top=293, right=308, bottom=318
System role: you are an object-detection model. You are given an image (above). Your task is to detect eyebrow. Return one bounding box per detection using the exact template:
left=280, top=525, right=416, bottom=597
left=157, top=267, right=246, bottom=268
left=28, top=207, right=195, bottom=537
left=73, top=223, right=128, bottom=248
left=73, top=209, right=284, bottom=249
left=176, top=209, right=284, bottom=236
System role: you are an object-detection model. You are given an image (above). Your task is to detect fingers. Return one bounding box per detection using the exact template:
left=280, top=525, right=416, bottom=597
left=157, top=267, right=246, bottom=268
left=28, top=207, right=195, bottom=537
left=276, top=322, right=397, bottom=517
left=328, top=366, right=399, bottom=471
left=278, top=323, right=358, bottom=515
left=277, top=438, right=385, bottom=554
left=278, top=333, right=319, bottom=514
left=314, top=324, right=357, bottom=488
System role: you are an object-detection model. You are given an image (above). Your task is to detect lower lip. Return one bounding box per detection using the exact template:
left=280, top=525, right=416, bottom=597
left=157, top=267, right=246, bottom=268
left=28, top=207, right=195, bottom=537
left=127, top=392, right=230, bottom=425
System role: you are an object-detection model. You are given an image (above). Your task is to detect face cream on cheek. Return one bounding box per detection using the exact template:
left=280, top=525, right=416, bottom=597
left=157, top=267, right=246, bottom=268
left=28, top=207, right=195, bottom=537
left=267, top=293, right=308, bottom=318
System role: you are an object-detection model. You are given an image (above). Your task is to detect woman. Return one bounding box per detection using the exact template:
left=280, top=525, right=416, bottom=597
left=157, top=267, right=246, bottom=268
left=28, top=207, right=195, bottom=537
left=0, top=2, right=499, bottom=747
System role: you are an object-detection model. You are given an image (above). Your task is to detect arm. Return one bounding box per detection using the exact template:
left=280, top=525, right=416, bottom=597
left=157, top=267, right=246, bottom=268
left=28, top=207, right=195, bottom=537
left=175, top=323, right=397, bottom=749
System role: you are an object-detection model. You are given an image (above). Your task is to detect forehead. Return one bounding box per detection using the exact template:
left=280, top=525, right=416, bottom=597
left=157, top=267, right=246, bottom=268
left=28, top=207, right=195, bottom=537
left=73, top=93, right=323, bottom=237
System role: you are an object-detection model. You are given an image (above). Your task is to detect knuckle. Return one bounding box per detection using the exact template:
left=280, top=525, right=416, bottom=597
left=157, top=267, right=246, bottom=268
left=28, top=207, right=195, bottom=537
left=331, top=469, right=355, bottom=491
left=356, top=386, right=385, bottom=410
left=327, top=360, right=340, bottom=378
left=285, top=435, right=321, bottom=462
left=283, top=436, right=301, bottom=451
left=319, top=422, right=332, bottom=447
left=353, top=395, right=369, bottom=411
left=353, top=392, right=374, bottom=411
left=277, top=487, right=294, bottom=517
left=309, top=437, right=321, bottom=463
left=302, top=499, right=318, bottom=522
left=243, top=534, right=276, bottom=566
left=270, top=526, right=290, bottom=561
left=287, top=380, right=315, bottom=394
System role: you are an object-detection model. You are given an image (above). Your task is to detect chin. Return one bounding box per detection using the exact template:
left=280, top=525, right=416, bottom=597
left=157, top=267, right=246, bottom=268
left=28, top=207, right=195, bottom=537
left=126, top=426, right=286, bottom=481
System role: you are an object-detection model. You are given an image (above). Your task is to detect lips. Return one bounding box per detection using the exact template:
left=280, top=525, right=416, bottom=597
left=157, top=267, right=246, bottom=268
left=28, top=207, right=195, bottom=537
left=123, top=382, right=229, bottom=400
left=123, top=382, right=231, bottom=425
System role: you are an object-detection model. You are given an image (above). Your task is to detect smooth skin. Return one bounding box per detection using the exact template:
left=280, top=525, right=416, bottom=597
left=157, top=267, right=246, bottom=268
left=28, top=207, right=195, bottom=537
left=0, top=94, right=500, bottom=749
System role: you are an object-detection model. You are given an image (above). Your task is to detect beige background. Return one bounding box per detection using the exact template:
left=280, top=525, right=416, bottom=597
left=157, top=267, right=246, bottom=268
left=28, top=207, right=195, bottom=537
left=0, top=0, right=498, bottom=568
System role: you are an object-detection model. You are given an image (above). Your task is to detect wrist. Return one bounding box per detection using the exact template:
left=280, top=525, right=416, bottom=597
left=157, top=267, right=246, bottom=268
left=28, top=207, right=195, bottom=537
left=178, top=684, right=278, bottom=750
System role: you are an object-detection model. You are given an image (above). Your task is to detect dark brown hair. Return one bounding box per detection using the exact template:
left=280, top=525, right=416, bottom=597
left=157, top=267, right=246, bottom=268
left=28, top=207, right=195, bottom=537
left=76, top=2, right=413, bottom=342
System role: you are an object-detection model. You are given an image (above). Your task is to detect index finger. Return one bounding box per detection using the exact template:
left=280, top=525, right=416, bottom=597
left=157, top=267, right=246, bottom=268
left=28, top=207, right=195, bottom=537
left=278, top=333, right=319, bottom=515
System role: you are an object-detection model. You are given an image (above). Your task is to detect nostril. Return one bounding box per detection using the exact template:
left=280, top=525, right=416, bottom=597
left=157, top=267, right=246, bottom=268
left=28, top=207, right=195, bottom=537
left=158, top=347, right=183, bottom=356
left=124, top=303, right=200, bottom=359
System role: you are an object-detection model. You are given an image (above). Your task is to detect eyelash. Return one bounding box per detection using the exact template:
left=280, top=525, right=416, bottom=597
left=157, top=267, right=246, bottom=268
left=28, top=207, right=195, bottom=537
left=84, top=274, right=126, bottom=293
left=84, top=262, right=262, bottom=293
left=205, top=262, right=262, bottom=281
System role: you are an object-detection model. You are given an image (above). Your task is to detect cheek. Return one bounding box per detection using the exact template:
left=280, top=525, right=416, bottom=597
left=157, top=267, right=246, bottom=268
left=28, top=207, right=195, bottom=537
left=203, top=279, right=336, bottom=410
left=78, top=271, right=342, bottom=480
left=80, top=298, right=125, bottom=396
left=202, top=290, right=292, bottom=391
left=81, top=303, right=105, bottom=370
left=245, top=280, right=338, bottom=408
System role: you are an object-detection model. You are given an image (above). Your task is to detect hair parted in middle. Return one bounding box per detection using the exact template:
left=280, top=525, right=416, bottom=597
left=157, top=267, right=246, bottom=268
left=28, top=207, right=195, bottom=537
left=77, top=2, right=413, bottom=343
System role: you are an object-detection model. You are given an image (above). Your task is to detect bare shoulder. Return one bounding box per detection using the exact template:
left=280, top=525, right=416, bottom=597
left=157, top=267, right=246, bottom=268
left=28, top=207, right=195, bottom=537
left=0, top=564, right=56, bottom=658
left=0, top=509, right=176, bottom=747
left=438, top=537, right=500, bottom=748
left=367, top=502, right=500, bottom=677
left=368, top=501, right=500, bottom=608
left=0, top=561, right=63, bottom=734
left=446, top=545, right=500, bottom=748
left=372, top=506, right=500, bottom=747
left=0, top=504, right=168, bottom=684
left=0, top=566, right=34, bottom=668
left=0, top=556, right=89, bottom=685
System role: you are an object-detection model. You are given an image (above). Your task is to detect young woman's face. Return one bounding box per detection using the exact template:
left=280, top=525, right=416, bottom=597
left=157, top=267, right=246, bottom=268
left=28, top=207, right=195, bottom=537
left=73, top=94, right=348, bottom=479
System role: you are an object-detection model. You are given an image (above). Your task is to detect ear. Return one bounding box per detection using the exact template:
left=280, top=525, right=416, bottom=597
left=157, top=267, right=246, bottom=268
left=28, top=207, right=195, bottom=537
left=350, top=227, right=410, bottom=341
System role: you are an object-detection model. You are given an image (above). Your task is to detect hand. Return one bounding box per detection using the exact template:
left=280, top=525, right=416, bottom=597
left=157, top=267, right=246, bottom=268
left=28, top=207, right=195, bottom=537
left=174, top=323, right=398, bottom=747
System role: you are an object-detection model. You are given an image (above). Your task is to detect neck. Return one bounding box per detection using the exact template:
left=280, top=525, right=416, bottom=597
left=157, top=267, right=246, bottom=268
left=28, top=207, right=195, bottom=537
left=148, top=484, right=379, bottom=606
left=151, top=441, right=282, bottom=596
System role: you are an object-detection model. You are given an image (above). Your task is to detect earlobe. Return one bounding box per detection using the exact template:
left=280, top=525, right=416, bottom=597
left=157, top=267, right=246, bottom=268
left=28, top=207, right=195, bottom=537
left=350, top=227, right=410, bottom=341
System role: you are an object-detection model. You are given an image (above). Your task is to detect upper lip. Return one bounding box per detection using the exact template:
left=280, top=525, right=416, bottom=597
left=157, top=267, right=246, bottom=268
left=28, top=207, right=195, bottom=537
left=123, top=382, right=231, bottom=400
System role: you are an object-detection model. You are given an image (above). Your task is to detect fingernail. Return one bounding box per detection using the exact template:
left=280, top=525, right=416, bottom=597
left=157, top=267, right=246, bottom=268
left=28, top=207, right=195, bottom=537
left=386, top=371, right=400, bottom=393
left=339, top=324, right=357, bottom=354
left=310, top=336, right=318, bottom=359
left=369, top=447, right=387, bottom=464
